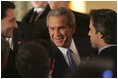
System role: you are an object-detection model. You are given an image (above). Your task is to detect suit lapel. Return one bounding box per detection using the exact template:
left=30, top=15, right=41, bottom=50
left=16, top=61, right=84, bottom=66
left=51, top=42, right=69, bottom=67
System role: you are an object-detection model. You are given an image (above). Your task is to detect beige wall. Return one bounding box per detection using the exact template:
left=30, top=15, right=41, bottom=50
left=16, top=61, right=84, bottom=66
left=85, top=1, right=117, bottom=13
left=14, top=1, right=32, bottom=21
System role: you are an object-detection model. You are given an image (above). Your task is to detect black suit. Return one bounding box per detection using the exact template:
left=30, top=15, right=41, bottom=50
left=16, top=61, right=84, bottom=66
left=71, top=11, right=90, bottom=38
left=98, top=46, right=117, bottom=58
left=22, top=5, right=51, bottom=41
left=51, top=37, right=97, bottom=78
left=13, top=21, right=33, bottom=53
left=98, top=46, right=117, bottom=78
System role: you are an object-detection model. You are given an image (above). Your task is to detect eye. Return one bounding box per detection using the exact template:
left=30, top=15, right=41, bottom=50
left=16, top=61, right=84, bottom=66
left=49, top=27, right=55, bottom=31
left=9, top=18, right=16, bottom=23
left=59, top=26, right=66, bottom=31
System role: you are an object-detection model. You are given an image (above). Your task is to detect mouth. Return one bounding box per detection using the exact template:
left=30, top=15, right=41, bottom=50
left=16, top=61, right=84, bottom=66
left=10, top=29, right=13, bottom=34
left=54, top=36, right=64, bottom=41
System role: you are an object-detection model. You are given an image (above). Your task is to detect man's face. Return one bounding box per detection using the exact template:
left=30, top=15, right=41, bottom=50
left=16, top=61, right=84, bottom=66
left=47, top=15, right=75, bottom=48
left=48, top=1, right=69, bottom=9
left=31, top=1, right=47, bottom=8
left=88, top=19, right=101, bottom=48
left=1, top=8, right=17, bottom=38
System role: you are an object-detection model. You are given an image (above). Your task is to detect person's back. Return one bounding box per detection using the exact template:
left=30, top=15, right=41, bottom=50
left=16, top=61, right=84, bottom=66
left=15, top=41, right=50, bottom=78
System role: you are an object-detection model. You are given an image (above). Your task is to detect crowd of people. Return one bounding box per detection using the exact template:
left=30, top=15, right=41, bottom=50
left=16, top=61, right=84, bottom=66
left=1, top=1, right=117, bottom=78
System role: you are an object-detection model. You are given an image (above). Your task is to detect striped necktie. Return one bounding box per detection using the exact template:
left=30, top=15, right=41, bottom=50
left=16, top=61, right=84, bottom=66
left=66, top=48, right=77, bottom=71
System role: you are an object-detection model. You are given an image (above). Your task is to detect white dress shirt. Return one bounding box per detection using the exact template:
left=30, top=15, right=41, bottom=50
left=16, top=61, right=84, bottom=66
left=58, top=39, right=81, bottom=66
left=5, top=23, right=18, bottom=50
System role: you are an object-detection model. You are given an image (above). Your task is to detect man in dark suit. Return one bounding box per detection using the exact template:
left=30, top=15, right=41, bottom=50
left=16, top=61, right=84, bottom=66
left=48, top=1, right=90, bottom=38
left=22, top=1, right=51, bottom=40
left=47, top=7, right=97, bottom=78
left=88, top=9, right=117, bottom=77
left=1, top=1, right=19, bottom=77
left=1, top=1, right=33, bottom=77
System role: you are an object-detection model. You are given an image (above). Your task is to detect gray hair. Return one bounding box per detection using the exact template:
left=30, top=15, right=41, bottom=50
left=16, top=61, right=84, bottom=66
left=47, top=7, right=75, bottom=27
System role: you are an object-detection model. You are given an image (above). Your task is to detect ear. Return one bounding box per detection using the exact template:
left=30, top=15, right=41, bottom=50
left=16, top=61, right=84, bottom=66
left=98, top=32, right=103, bottom=39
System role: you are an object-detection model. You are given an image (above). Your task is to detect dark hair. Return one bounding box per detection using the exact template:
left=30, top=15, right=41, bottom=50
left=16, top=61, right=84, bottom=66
left=89, top=9, right=117, bottom=44
left=1, top=1, right=15, bottom=19
left=15, top=42, right=50, bottom=78
left=33, top=39, right=54, bottom=60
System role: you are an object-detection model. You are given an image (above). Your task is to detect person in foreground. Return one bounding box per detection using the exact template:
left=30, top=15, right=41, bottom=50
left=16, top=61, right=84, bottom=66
left=88, top=9, right=117, bottom=78
left=15, top=41, right=50, bottom=78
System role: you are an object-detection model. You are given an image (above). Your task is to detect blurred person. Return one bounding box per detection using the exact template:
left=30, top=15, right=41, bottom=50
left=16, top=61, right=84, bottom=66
left=22, top=1, right=48, bottom=24
left=22, top=1, right=51, bottom=41
left=27, top=39, right=55, bottom=77
left=15, top=41, right=50, bottom=78
left=88, top=9, right=117, bottom=77
left=65, top=57, right=115, bottom=78
left=1, top=37, right=10, bottom=77
left=47, top=7, right=97, bottom=77
left=48, top=1, right=90, bottom=38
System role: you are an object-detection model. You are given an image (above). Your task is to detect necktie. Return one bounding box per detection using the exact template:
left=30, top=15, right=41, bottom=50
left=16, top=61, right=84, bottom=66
left=29, top=11, right=38, bottom=23
left=66, top=48, right=77, bottom=70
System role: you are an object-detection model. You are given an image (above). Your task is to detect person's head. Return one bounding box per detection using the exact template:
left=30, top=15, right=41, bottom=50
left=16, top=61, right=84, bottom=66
left=1, top=1, right=17, bottom=38
left=1, top=37, right=10, bottom=72
left=15, top=41, right=50, bottom=78
left=88, top=9, right=117, bottom=48
left=47, top=7, right=76, bottom=48
left=31, top=1, right=47, bottom=8
left=48, top=1, right=69, bottom=9
left=33, top=39, right=53, bottom=60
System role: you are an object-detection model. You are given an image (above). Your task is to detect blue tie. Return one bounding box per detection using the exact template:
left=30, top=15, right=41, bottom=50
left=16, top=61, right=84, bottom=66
left=66, top=48, right=77, bottom=70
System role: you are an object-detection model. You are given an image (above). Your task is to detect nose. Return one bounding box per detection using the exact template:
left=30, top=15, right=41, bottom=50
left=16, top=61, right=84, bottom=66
left=88, top=31, right=90, bottom=36
left=13, top=21, right=17, bottom=29
left=54, top=29, right=61, bottom=36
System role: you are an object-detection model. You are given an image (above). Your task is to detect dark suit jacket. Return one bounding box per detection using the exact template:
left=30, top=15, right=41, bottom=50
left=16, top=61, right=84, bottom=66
left=22, top=5, right=51, bottom=41
left=71, top=11, right=90, bottom=38
left=98, top=46, right=117, bottom=78
left=51, top=37, right=97, bottom=78
left=3, top=22, right=33, bottom=78
left=13, top=21, right=33, bottom=53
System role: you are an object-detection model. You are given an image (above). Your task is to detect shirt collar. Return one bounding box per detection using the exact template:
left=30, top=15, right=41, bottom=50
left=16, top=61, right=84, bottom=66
left=58, top=38, right=75, bottom=54
left=34, top=8, right=45, bottom=13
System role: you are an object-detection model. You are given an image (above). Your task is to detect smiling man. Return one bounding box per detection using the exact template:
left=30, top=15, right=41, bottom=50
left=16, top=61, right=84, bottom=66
left=47, top=7, right=96, bottom=78
left=1, top=1, right=21, bottom=78
left=1, top=2, right=17, bottom=38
